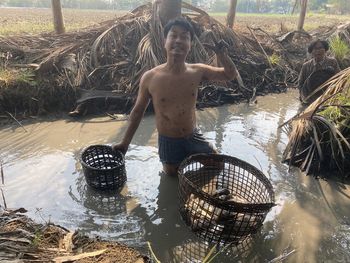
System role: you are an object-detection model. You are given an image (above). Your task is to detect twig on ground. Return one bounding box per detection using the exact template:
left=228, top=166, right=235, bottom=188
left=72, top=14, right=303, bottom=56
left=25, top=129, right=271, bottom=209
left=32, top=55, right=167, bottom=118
left=147, top=241, right=161, bottom=263
left=247, top=26, right=273, bottom=69
left=5, top=111, right=27, bottom=132
left=1, top=188, right=7, bottom=209
left=1, top=162, right=4, bottom=185
left=268, top=248, right=296, bottom=263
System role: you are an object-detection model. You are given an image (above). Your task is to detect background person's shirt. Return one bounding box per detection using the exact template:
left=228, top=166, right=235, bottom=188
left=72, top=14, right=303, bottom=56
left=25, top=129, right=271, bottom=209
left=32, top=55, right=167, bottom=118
left=297, top=56, right=340, bottom=103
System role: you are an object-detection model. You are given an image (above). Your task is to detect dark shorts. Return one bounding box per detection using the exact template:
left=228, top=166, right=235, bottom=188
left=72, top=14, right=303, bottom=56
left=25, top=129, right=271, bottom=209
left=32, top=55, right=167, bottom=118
left=158, top=129, right=215, bottom=165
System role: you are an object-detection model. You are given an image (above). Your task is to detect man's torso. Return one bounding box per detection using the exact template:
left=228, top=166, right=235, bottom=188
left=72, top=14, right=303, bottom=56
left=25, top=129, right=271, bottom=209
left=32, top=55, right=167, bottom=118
left=301, top=56, right=338, bottom=80
left=299, top=56, right=339, bottom=103
left=147, top=64, right=202, bottom=138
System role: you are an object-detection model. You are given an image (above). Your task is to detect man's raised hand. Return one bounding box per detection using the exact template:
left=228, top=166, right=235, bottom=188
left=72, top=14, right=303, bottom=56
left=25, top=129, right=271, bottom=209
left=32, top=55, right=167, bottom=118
left=203, top=31, right=229, bottom=54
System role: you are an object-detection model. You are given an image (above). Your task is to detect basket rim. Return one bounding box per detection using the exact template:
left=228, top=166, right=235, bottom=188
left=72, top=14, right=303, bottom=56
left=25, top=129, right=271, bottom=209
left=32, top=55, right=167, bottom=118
left=178, top=153, right=275, bottom=211
left=80, top=144, right=125, bottom=171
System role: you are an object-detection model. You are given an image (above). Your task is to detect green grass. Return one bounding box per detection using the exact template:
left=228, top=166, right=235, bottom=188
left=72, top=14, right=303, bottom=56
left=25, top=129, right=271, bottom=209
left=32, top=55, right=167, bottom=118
left=318, top=92, right=350, bottom=124
left=31, top=230, right=42, bottom=248
left=0, top=68, right=37, bottom=86
left=209, top=12, right=298, bottom=18
left=268, top=53, right=281, bottom=65
left=0, top=21, right=106, bottom=36
left=330, top=36, right=350, bottom=62
left=0, top=21, right=54, bottom=35
left=0, top=8, right=349, bottom=36
left=0, top=8, right=127, bottom=36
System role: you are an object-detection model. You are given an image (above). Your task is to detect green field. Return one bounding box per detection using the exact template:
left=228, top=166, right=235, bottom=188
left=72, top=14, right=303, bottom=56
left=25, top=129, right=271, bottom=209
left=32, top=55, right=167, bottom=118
left=211, top=12, right=350, bottom=32
left=0, top=7, right=349, bottom=36
left=0, top=8, right=127, bottom=36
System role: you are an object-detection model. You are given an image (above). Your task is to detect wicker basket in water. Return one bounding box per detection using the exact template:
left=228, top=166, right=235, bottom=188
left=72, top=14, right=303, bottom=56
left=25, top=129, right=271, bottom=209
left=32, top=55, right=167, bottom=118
left=80, top=145, right=126, bottom=190
left=178, top=153, right=275, bottom=244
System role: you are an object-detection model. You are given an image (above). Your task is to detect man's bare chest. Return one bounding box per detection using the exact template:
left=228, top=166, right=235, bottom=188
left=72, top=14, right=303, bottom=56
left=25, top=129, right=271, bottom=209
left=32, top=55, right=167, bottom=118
left=149, top=75, right=199, bottom=100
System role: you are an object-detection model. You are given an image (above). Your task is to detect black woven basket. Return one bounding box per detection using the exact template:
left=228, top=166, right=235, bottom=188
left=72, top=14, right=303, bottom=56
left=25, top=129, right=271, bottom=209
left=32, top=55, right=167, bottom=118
left=80, top=145, right=126, bottom=190
left=178, top=153, right=275, bottom=244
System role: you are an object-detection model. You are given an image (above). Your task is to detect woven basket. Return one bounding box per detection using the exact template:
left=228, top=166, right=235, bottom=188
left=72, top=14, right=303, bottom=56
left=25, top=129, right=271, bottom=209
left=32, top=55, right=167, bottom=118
left=178, top=153, right=275, bottom=244
left=80, top=145, right=126, bottom=190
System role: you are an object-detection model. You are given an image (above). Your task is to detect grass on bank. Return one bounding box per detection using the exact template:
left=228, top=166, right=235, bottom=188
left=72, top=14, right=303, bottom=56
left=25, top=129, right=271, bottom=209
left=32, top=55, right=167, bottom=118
left=0, top=68, right=37, bottom=86
left=330, top=36, right=350, bottom=62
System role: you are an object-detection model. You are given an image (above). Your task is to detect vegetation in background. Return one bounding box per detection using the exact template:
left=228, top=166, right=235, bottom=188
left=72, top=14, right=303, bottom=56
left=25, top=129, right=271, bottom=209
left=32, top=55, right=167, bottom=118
left=0, top=68, right=37, bottom=87
left=0, top=8, right=126, bottom=36
left=268, top=53, right=281, bottom=66
left=0, top=0, right=349, bottom=14
left=319, top=87, right=350, bottom=124
left=330, top=36, right=350, bottom=63
left=282, top=69, right=350, bottom=176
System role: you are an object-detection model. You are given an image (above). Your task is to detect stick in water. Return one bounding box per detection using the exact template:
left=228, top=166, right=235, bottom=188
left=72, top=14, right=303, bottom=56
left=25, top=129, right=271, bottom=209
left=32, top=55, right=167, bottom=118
left=1, top=162, right=4, bottom=185
left=1, top=188, right=7, bottom=209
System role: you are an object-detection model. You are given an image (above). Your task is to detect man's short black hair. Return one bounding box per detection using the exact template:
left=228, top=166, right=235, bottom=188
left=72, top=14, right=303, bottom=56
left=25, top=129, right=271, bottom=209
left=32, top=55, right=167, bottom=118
left=163, top=17, right=194, bottom=41
left=308, top=39, right=329, bottom=53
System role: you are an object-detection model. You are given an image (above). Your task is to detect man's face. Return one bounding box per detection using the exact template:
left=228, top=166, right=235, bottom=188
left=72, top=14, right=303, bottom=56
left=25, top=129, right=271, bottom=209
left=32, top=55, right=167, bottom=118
left=164, top=25, right=191, bottom=58
left=312, top=41, right=326, bottom=61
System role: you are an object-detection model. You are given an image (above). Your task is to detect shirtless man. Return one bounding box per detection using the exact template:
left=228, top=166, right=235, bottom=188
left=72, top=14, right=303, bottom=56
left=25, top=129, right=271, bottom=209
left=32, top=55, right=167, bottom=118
left=113, top=17, right=238, bottom=176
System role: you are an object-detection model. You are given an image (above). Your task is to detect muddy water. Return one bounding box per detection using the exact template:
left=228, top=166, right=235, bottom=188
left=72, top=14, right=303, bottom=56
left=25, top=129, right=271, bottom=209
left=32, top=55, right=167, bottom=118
left=1, top=89, right=349, bottom=262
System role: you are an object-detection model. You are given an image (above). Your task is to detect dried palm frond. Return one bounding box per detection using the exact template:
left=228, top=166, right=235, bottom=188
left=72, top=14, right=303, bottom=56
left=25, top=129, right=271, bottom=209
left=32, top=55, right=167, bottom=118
left=282, top=68, right=350, bottom=177
left=0, top=2, right=300, bottom=115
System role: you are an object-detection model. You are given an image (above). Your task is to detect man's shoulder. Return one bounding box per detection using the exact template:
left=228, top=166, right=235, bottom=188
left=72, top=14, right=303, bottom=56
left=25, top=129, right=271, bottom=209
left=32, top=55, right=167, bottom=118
left=142, top=65, right=164, bottom=79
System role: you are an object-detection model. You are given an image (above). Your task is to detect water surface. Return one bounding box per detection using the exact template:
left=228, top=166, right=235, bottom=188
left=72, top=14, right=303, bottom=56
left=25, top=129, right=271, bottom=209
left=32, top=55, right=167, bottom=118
left=1, top=89, right=349, bottom=262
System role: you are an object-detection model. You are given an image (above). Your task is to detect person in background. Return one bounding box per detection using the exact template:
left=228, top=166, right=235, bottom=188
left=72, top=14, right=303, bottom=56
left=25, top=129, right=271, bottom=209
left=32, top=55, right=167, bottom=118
left=113, top=17, right=238, bottom=176
left=298, top=39, right=340, bottom=104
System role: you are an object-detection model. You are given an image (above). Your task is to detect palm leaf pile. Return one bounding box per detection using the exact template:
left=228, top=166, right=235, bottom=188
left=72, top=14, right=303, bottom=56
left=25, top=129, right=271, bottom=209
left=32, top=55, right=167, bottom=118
left=0, top=209, right=148, bottom=262
left=1, top=3, right=349, bottom=117
left=0, top=2, right=301, bottom=117
left=282, top=67, right=350, bottom=177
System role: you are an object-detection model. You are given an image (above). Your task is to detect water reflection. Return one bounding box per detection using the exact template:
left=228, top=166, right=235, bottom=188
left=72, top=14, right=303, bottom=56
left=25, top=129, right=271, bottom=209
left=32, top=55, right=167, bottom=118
left=1, top=90, right=350, bottom=262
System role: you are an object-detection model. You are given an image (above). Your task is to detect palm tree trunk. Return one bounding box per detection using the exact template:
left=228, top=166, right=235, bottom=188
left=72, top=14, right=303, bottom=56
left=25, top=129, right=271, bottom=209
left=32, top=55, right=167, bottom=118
left=51, top=0, right=65, bottom=34
left=297, top=0, right=308, bottom=31
left=226, top=0, right=238, bottom=28
left=158, top=0, right=182, bottom=26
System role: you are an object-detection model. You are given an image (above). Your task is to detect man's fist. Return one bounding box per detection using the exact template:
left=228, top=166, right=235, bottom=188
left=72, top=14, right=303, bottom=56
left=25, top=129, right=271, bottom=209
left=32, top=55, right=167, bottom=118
left=203, top=31, right=229, bottom=54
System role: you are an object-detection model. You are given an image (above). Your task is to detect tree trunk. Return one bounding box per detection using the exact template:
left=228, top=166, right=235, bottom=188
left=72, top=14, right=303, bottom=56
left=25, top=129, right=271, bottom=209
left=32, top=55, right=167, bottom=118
left=297, top=0, right=308, bottom=31
left=158, top=0, right=182, bottom=26
left=226, top=0, right=238, bottom=28
left=51, top=0, right=65, bottom=34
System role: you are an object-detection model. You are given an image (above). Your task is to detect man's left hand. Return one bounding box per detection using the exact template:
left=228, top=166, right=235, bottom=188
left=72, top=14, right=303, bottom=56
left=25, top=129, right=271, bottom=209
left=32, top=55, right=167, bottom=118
left=203, top=31, right=229, bottom=54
